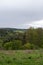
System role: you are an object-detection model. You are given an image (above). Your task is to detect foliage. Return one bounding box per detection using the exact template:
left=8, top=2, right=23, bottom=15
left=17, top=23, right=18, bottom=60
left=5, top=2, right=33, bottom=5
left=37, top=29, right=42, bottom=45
left=0, top=50, right=43, bottom=65
left=0, top=27, right=43, bottom=49
left=22, top=43, right=34, bottom=49
left=3, top=40, right=22, bottom=50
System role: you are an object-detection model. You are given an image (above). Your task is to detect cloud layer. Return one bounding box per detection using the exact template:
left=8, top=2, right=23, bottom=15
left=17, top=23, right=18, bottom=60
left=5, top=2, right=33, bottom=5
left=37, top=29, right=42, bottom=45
left=0, top=0, right=43, bottom=28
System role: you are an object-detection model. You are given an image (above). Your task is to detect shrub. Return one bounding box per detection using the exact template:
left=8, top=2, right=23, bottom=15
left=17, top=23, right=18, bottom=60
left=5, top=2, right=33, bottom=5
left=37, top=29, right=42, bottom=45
left=3, top=40, right=22, bottom=50
left=23, top=43, right=34, bottom=49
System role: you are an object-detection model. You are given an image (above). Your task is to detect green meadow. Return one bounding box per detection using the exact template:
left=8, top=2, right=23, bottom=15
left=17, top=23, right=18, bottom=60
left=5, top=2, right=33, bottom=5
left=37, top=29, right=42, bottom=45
left=0, top=50, right=43, bottom=65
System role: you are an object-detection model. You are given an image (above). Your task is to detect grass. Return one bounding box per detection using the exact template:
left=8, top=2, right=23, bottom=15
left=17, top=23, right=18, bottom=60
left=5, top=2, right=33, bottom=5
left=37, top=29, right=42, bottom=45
left=0, top=50, right=43, bottom=65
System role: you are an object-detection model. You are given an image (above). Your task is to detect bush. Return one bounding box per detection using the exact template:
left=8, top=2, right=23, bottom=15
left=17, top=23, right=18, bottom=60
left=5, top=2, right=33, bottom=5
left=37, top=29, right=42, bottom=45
left=22, top=43, right=35, bottom=49
left=3, top=40, right=22, bottom=50
left=12, top=40, right=22, bottom=50
left=3, top=42, right=13, bottom=50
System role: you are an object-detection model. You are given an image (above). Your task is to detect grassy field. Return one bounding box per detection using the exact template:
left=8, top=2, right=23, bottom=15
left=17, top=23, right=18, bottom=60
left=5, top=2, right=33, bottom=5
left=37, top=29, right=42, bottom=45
left=0, top=50, right=43, bottom=65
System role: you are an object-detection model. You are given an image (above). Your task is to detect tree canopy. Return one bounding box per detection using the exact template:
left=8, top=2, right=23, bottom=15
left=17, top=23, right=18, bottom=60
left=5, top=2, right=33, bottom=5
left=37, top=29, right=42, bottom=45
left=0, top=28, right=43, bottom=50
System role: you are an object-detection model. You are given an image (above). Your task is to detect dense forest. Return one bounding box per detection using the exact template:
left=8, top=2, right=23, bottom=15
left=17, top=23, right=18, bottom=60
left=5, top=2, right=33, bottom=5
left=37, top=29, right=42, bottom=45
left=0, top=27, right=43, bottom=50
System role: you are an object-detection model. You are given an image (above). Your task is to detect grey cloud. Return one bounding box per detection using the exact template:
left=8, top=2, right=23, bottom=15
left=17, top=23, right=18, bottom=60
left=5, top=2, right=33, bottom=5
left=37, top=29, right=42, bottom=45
left=0, top=0, right=43, bottom=28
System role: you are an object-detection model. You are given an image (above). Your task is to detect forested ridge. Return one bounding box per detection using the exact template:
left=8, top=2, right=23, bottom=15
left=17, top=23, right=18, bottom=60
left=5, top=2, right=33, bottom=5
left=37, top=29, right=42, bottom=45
left=0, top=27, right=43, bottom=50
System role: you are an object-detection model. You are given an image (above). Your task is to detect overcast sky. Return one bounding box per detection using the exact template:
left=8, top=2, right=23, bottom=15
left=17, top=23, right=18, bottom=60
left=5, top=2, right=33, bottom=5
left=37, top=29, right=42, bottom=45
left=0, top=0, right=43, bottom=29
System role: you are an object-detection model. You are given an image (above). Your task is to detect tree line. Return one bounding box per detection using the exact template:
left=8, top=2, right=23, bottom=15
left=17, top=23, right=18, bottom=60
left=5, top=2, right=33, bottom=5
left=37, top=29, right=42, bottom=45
left=0, top=27, right=43, bottom=50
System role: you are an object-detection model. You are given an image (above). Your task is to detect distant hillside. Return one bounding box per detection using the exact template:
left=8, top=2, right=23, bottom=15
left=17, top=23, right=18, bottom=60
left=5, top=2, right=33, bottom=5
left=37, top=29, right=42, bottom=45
left=0, top=28, right=26, bottom=32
